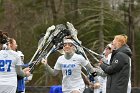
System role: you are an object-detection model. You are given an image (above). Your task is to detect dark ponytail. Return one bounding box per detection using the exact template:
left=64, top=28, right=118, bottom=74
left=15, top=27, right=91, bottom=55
left=0, top=30, right=9, bottom=44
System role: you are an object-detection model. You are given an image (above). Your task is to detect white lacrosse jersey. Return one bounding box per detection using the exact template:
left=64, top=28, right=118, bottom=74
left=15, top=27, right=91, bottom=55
left=54, top=53, right=89, bottom=92
left=0, top=50, right=22, bottom=87
left=94, top=53, right=112, bottom=93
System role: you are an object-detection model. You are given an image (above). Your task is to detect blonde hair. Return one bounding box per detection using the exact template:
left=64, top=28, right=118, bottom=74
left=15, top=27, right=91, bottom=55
left=114, top=34, right=128, bottom=46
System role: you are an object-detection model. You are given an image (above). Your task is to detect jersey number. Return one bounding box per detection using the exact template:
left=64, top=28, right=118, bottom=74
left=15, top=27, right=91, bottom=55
left=66, top=69, right=72, bottom=75
left=0, top=60, right=12, bottom=72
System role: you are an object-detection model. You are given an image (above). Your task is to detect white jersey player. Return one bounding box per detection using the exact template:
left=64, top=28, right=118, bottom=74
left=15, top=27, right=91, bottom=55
left=94, top=44, right=112, bottom=93
left=0, top=50, right=23, bottom=92
left=0, top=32, right=30, bottom=93
left=42, top=39, right=96, bottom=93
left=54, top=53, right=88, bottom=93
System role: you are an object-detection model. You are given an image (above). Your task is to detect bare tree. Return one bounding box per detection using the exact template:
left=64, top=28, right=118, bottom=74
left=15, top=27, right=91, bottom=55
left=99, top=0, right=104, bottom=53
left=127, top=0, right=136, bottom=87
left=3, top=0, right=17, bottom=38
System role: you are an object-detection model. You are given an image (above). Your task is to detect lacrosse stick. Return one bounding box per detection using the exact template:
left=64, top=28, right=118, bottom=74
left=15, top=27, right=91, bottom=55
left=29, top=24, right=71, bottom=73
left=29, top=45, right=58, bottom=73
left=29, top=25, right=55, bottom=64
left=66, top=22, right=103, bottom=62
left=72, top=38, right=100, bottom=62
left=67, top=22, right=100, bottom=62
left=66, top=22, right=88, bottom=59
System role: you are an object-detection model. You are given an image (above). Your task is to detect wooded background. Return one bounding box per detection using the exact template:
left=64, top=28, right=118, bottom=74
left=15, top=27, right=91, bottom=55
left=0, top=0, right=140, bottom=87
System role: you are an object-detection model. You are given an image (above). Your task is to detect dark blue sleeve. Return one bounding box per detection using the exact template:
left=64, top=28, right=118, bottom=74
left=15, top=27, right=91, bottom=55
left=100, top=52, right=127, bottom=75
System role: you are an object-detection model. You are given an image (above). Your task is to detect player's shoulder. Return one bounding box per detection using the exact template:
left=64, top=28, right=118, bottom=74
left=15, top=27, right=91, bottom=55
left=58, top=55, right=65, bottom=60
left=8, top=50, right=20, bottom=57
left=73, top=53, right=84, bottom=59
left=0, top=50, right=16, bottom=54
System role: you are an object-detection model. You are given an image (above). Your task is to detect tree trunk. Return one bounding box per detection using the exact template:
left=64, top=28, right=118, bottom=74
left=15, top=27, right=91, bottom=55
left=73, top=0, right=79, bottom=21
left=127, top=0, right=136, bottom=87
left=99, top=0, right=104, bottom=53
left=3, top=0, right=16, bottom=38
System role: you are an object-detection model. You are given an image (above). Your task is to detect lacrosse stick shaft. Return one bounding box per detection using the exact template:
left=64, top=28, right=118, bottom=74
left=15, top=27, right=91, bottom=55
left=29, top=26, right=55, bottom=64
left=83, top=47, right=100, bottom=56
left=28, top=40, right=51, bottom=65
left=45, top=45, right=56, bottom=59
left=29, top=45, right=58, bottom=73
left=29, top=25, right=69, bottom=73
left=71, top=37, right=100, bottom=62
left=83, top=48, right=99, bottom=62
left=72, top=37, right=100, bottom=56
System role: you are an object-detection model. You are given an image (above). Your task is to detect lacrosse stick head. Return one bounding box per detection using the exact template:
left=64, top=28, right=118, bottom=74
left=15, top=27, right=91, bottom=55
left=66, top=22, right=77, bottom=37
left=66, top=22, right=81, bottom=45
left=53, top=24, right=67, bottom=36
left=52, top=26, right=71, bottom=46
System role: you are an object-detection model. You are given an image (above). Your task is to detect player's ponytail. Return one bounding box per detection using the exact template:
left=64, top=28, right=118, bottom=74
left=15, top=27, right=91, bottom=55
left=0, top=30, right=9, bottom=50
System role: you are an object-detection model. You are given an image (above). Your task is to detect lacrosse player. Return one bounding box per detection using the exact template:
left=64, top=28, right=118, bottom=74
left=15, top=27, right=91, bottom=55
left=0, top=31, right=30, bottom=93
left=42, top=38, right=97, bottom=93
left=94, top=43, right=112, bottom=93
left=8, top=38, right=26, bottom=93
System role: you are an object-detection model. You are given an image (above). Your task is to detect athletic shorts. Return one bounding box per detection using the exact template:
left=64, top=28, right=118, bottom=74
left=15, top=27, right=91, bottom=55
left=0, top=85, right=16, bottom=93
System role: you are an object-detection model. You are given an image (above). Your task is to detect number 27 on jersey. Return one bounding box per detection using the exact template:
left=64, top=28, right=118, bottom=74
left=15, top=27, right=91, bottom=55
left=0, top=60, right=12, bottom=72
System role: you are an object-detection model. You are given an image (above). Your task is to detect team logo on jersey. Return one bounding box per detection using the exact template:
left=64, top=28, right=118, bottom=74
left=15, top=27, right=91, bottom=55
left=114, top=60, right=118, bottom=63
left=62, top=64, right=76, bottom=68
